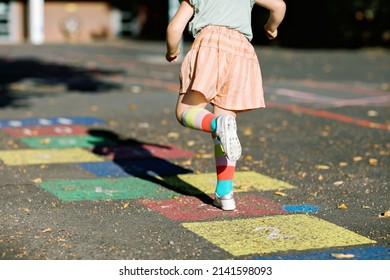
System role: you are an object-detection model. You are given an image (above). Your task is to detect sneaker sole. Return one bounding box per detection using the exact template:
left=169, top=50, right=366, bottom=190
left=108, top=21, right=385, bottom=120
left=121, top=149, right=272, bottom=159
left=217, top=115, right=241, bottom=161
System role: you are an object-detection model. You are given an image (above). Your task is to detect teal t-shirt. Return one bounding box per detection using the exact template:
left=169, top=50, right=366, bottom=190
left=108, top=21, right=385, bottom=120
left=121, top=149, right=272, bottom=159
left=180, top=0, right=255, bottom=41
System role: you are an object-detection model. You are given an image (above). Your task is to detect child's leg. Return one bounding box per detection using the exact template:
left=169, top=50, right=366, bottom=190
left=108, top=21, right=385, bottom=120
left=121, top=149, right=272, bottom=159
left=212, top=136, right=236, bottom=210
left=176, top=90, right=216, bottom=132
left=213, top=136, right=236, bottom=196
left=176, top=91, right=241, bottom=161
left=212, top=106, right=240, bottom=211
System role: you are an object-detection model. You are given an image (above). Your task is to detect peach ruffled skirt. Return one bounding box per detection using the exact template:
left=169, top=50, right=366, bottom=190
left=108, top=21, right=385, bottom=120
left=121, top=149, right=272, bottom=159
left=179, top=25, right=265, bottom=111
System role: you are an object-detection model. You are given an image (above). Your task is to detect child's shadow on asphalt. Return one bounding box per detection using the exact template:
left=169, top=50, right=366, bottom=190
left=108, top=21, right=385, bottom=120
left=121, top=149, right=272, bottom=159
left=87, top=129, right=214, bottom=205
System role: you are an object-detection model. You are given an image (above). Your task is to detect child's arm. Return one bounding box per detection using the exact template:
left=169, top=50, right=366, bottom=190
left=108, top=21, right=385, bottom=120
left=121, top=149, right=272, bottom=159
left=255, top=0, right=286, bottom=40
left=166, top=0, right=194, bottom=62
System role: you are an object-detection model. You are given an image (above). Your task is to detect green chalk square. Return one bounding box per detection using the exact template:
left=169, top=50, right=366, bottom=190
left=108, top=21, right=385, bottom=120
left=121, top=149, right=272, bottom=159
left=39, top=177, right=179, bottom=201
left=20, top=135, right=116, bottom=149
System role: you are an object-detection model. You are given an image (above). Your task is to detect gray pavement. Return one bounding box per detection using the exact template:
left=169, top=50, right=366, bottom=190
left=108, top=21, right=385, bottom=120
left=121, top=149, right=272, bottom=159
left=0, top=40, right=389, bottom=262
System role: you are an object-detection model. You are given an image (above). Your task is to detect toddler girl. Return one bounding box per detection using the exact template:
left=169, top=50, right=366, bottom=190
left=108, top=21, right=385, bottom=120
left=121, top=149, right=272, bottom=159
left=166, top=0, right=286, bottom=210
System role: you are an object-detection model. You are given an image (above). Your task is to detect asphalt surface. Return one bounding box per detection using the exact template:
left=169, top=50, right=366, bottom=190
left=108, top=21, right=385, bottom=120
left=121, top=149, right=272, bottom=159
left=0, top=40, right=389, bottom=261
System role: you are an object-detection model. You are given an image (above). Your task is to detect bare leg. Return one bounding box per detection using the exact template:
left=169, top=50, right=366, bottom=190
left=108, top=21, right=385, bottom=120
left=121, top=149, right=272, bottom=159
left=212, top=104, right=237, bottom=118
left=175, top=90, right=208, bottom=124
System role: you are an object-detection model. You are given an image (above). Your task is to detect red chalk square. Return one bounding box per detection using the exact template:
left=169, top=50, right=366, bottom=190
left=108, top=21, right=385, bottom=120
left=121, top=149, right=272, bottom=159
left=92, top=143, right=196, bottom=160
left=137, top=193, right=286, bottom=221
left=2, top=125, right=88, bottom=138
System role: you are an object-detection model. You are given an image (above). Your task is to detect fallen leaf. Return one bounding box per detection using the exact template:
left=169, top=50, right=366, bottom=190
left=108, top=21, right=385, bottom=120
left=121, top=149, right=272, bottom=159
left=274, top=191, right=287, bottom=197
left=321, top=131, right=329, bottom=137
left=108, top=120, right=118, bottom=127
left=353, top=156, right=363, bottom=162
left=379, top=150, right=389, bottom=155
left=338, top=203, right=348, bottom=209
left=42, top=228, right=52, bottom=233
left=186, top=140, right=195, bottom=147
left=199, top=154, right=213, bottom=159
left=123, top=203, right=129, bottom=209
left=243, top=128, right=252, bottom=136
left=6, top=140, right=16, bottom=146
left=333, top=181, right=344, bottom=186
left=378, top=209, right=390, bottom=218
left=368, top=158, right=378, bottom=166
left=331, top=253, right=355, bottom=259
left=318, top=174, right=324, bottom=181
left=167, top=132, right=179, bottom=139
left=138, top=122, right=150, bottom=128
left=367, top=110, right=378, bottom=117
left=245, top=155, right=253, bottom=160
left=259, top=137, right=267, bottom=143
left=299, top=171, right=307, bottom=178
left=32, top=178, right=42, bottom=183
left=315, top=164, right=330, bottom=170
left=339, top=162, right=348, bottom=167
left=181, top=159, right=192, bottom=166
left=40, top=138, right=51, bottom=144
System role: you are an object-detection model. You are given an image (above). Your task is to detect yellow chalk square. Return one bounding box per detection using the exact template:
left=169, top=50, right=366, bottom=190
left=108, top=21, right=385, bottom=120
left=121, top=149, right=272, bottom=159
left=163, top=171, right=297, bottom=195
left=182, top=214, right=376, bottom=256
left=0, top=148, right=104, bottom=165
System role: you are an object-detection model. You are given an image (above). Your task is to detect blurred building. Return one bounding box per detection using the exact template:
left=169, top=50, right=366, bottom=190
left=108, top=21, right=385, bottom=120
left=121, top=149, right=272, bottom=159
left=0, top=0, right=121, bottom=44
left=0, top=0, right=388, bottom=48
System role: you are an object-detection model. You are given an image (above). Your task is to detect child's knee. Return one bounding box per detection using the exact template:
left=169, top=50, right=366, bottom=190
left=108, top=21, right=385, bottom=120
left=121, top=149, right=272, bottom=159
left=175, top=108, right=184, bottom=125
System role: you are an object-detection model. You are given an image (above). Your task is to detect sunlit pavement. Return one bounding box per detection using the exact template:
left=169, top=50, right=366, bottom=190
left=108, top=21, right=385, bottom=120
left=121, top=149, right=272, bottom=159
left=0, top=41, right=388, bottom=260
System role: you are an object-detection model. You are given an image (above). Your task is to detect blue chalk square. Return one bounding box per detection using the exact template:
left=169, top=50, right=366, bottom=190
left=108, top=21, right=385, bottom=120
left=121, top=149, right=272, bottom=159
left=0, top=116, right=106, bottom=128
left=251, top=246, right=390, bottom=260
left=78, top=159, right=193, bottom=178
left=283, top=205, right=320, bottom=213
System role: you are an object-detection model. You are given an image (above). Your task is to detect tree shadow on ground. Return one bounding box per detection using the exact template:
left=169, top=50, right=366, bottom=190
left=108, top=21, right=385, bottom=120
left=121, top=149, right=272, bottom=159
left=87, top=128, right=214, bottom=205
left=0, top=57, right=123, bottom=108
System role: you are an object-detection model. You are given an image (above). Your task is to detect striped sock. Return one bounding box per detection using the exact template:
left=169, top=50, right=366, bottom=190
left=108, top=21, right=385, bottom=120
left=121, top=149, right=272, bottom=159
left=214, top=137, right=236, bottom=197
left=181, top=108, right=217, bottom=133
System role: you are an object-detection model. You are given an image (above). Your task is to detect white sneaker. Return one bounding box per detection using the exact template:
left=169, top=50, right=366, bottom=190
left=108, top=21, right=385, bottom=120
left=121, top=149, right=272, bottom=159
left=215, top=115, right=241, bottom=161
left=213, top=192, right=236, bottom=211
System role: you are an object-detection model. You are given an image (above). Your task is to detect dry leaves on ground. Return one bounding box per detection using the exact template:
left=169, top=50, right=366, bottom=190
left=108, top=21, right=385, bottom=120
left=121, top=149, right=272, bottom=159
left=274, top=191, right=287, bottom=197
left=315, top=164, right=330, bottom=170
left=338, top=203, right=348, bottom=209
left=32, top=178, right=42, bottom=183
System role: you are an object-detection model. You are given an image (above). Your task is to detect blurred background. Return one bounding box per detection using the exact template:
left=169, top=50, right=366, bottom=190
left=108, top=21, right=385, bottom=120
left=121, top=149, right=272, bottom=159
left=0, top=0, right=389, bottom=48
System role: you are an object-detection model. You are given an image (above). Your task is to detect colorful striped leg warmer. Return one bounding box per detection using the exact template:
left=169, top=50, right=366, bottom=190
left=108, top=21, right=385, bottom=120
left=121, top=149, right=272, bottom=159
left=214, top=137, right=236, bottom=197
left=181, top=108, right=217, bottom=133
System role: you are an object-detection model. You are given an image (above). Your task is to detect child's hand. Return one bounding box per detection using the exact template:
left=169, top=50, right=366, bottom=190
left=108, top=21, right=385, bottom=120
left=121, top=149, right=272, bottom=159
left=166, top=48, right=181, bottom=62
left=264, top=28, right=278, bottom=40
